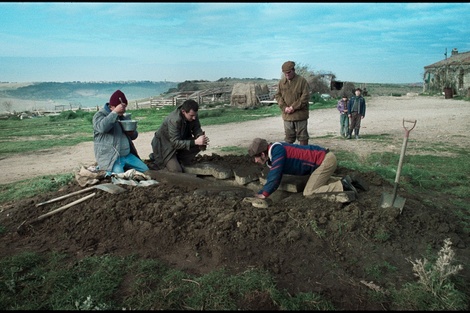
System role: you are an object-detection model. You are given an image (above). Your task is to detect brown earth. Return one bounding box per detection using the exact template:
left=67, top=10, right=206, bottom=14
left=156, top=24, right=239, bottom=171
left=0, top=95, right=469, bottom=310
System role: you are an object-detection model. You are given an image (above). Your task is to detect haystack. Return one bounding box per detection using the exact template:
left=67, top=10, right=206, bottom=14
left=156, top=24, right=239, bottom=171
left=230, top=82, right=269, bottom=108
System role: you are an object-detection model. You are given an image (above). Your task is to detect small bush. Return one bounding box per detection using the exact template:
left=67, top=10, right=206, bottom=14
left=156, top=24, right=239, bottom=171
left=392, top=238, right=466, bottom=310
left=49, top=111, right=78, bottom=121
left=310, top=93, right=325, bottom=104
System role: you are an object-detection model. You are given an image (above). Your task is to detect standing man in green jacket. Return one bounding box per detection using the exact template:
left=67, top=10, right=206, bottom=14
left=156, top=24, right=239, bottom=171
left=274, top=61, right=311, bottom=145
left=150, top=99, right=209, bottom=172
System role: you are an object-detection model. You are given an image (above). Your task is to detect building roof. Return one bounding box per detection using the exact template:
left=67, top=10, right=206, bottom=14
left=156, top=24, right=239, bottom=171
left=187, top=86, right=233, bottom=98
left=424, top=50, right=470, bottom=69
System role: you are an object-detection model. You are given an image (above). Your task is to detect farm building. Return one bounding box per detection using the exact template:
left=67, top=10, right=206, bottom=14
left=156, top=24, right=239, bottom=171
left=423, top=48, right=470, bottom=97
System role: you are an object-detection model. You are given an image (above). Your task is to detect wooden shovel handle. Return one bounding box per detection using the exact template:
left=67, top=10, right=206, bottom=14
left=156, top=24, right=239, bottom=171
left=35, top=186, right=95, bottom=207
left=402, top=119, right=417, bottom=134
left=393, top=119, right=417, bottom=190
left=37, top=192, right=95, bottom=221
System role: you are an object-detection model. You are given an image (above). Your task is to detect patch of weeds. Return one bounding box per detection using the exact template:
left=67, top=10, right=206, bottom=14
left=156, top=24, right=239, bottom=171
left=0, top=174, right=74, bottom=204
left=270, top=289, right=335, bottom=310
left=74, top=295, right=111, bottom=310
left=365, top=261, right=397, bottom=281
left=363, top=133, right=394, bottom=142
left=451, top=200, right=470, bottom=233
left=198, top=108, right=225, bottom=119
left=309, top=220, right=325, bottom=238
left=219, top=146, right=246, bottom=155
left=374, top=229, right=391, bottom=242
left=0, top=251, right=130, bottom=310
left=336, top=221, right=348, bottom=236
left=392, top=238, right=466, bottom=310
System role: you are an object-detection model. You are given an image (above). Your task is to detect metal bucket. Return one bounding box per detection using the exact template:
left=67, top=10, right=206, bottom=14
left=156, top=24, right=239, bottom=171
left=119, top=120, right=137, bottom=132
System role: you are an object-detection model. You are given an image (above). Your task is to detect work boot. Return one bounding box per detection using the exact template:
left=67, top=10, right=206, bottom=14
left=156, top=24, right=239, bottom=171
left=351, top=174, right=369, bottom=191
left=341, top=175, right=358, bottom=197
left=347, top=131, right=352, bottom=139
left=355, top=129, right=360, bottom=139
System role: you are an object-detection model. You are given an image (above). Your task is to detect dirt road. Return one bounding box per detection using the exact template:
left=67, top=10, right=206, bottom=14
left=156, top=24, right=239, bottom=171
left=1, top=95, right=468, bottom=184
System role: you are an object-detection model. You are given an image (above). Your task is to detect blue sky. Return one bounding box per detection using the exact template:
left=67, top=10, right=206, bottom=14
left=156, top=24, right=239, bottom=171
left=1, top=2, right=469, bottom=84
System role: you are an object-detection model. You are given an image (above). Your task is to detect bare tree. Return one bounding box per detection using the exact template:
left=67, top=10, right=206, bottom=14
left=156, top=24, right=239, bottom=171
left=288, top=62, right=331, bottom=94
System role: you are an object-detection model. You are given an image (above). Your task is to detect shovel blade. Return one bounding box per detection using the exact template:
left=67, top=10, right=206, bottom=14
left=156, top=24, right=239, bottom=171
left=94, top=183, right=126, bottom=194
left=380, top=192, right=406, bottom=210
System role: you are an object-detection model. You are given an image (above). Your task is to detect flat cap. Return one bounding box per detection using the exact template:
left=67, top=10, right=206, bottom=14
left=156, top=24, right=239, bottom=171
left=248, top=138, right=269, bottom=156
left=282, top=61, right=295, bottom=72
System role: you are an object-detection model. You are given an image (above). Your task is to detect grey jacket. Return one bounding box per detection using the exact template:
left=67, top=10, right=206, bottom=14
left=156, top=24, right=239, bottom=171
left=93, top=103, right=140, bottom=172
left=151, top=104, right=204, bottom=168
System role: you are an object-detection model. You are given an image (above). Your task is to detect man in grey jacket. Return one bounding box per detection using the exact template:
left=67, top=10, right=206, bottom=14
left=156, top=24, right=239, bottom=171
left=150, top=99, right=209, bottom=172
left=93, top=90, right=148, bottom=176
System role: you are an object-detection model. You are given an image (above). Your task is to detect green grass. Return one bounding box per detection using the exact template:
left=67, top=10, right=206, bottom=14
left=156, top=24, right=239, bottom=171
left=1, top=242, right=464, bottom=310
left=0, top=251, right=334, bottom=310
left=0, top=174, right=73, bottom=204
left=219, top=145, right=247, bottom=155
left=0, top=100, right=336, bottom=158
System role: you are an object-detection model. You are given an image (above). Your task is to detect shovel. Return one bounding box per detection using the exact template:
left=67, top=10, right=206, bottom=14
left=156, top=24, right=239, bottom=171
left=18, top=183, right=126, bottom=234
left=35, top=183, right=125, bottom=207
left=380, top=119, right=417, bottom=213
left=18, top=192, right=96, bottom=235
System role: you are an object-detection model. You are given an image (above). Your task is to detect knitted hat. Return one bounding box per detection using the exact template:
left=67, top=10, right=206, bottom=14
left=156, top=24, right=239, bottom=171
left=109, top=90, right=127, bottom=107
left=248, top=138, right=268, bottom=157
left=282, top=61, right=295, bottom=72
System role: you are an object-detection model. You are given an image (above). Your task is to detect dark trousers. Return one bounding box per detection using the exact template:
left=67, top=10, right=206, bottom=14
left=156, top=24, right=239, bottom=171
left=166, top=146, right=201, bottom=172
left=349, top=112, right=362, bottom=132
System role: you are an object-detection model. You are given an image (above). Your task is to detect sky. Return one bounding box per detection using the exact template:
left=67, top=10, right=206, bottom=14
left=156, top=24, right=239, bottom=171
left=1, top=2, right=469, bottom=84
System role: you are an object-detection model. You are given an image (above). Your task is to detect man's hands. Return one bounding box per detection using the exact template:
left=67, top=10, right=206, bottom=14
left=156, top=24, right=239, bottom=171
left=195, top=134, right=209, bottom=147
left=284, top=106, right=294, bottom=114
left=113, top=104, right=126, bottom=116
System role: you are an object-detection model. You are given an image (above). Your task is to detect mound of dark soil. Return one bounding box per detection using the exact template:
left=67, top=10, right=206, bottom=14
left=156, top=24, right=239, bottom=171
left=1, top=154, right=468, bottom=310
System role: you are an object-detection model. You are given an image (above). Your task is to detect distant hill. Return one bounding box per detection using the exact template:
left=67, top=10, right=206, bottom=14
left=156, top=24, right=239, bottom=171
left=0, top=81, right=178, bottom=108
left=0, top=79, right=424, bottom=114
left=0, top=79, right=281, bottom=112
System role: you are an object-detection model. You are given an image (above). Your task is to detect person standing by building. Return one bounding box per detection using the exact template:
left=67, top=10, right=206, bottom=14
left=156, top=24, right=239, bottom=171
left=337, top=95, right=349, bottom=138
left=150, top=99, right=209, bottom=172
left=93, top=90, right=149, bottom=176
left=347, top=88, right=366, bottom=139
left=274, top=61, right=311, bottom=145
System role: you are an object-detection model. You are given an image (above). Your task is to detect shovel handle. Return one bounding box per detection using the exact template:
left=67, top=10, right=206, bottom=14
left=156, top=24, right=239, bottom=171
left=402, top=119, right=417, bottom=135
left=37, top=192, right=96, bottom=221
left=35, top=186, right=95, bottom=207
left=394, top=119, right=417, bottom=185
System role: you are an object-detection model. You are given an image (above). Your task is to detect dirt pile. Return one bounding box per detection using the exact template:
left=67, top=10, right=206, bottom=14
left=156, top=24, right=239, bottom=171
left=1, top=153, right=469, bottom=310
